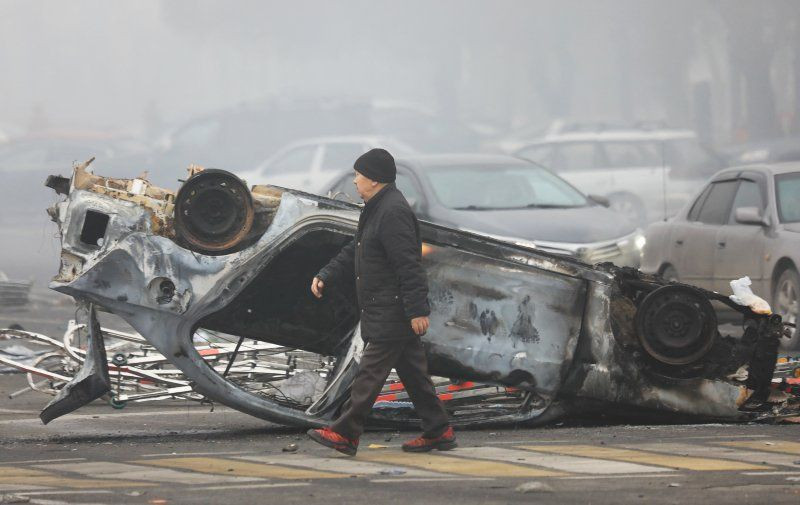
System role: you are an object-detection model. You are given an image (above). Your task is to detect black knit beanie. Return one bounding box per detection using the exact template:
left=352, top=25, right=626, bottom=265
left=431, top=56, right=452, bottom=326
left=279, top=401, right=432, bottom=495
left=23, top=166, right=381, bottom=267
left=353, top=148, right=396, bottom=183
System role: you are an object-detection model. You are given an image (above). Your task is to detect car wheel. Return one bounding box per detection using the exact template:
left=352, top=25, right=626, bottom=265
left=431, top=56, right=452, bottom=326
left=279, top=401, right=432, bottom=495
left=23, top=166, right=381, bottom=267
left=773, top=267, right=800, bottom=350
left=660, top=265, right=679, bottom=283
left=608, top=193, right=646, bottom=226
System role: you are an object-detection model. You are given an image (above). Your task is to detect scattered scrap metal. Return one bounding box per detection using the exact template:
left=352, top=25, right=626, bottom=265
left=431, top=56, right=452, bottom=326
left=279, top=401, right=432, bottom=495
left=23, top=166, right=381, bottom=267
left=8, top=159, right=797, bottom=427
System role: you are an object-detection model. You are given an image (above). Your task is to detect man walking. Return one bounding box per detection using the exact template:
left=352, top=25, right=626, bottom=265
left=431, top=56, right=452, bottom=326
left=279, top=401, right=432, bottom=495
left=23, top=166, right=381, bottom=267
left=307, top=148, right=455, bottom=456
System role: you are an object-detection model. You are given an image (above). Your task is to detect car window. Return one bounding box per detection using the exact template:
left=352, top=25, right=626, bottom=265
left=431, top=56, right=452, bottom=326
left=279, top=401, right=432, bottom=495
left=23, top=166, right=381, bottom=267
left=425, top=164, right=587, bottom=209
left=727, top=180, right=764, bottom=224
left=695, top=180, right=738, bottom=225
left=321, top=143, right=365, bottom=172
left=264, top=145, right=317, bottom=174
left=516, top=145, right=554, bottom=167
left=775, top=172, right=800, bottom=223
left=553, top=142, right=597, bottom=171
left=688, top=185, right=712, bottom=221
left=601, top=142, right=661, bottom=167
left=328, top=174, right=360, bottom=203
left=396, top=170, right=422, bottom=204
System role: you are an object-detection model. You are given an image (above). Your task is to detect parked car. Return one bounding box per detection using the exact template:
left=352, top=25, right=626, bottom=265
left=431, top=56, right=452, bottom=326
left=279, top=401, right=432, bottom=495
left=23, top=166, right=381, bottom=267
left=720, top=136, right=800, bottom=166
left=369, top=99, right=488, bottom=153
left=236, top=135, right=415, bottom=194
left=641, top=162, right=800, bottom=348
left=325, top=154, right=645, bottom=267
left=152, top=97, right=374, bottom=182
left=514, top=126, right=724, bottom=225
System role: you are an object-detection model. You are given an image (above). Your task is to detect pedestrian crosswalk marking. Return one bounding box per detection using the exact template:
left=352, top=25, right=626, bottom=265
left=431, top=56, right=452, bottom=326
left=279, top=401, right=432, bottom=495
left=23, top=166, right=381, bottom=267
left=37, top=461, right=261, bottom=485
left=0, top=466, right=154, bottom=489
left=356, top=451, right=566, bottom=477
left=135, top=457, right=346, bottom=480
left=237, top=455, right=447, bottom=477
left=0, top=484, right=52, bottom=492
left=630, top=443, right=795, bottom=468
left=518, top=445, right=767, bottom=471
left=719, top=441, right=800, bottom=456
left=451, top=447, right=671, bottom=474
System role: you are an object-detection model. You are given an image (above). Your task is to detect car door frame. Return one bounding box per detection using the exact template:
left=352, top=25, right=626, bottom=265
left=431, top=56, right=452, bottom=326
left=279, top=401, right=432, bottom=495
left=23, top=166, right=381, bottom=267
left=675, top=177, right=739, bottom=290
left=713, top=172, right=770, bottom=294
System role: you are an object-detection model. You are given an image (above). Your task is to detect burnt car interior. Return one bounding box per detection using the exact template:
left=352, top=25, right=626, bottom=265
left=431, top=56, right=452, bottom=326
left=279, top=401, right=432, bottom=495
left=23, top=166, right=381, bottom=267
left=200, top=228, right=359, bottom=356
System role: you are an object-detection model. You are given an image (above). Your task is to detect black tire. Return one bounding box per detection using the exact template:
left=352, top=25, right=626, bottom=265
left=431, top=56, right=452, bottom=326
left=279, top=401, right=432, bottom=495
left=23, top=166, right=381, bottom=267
left=773, top=267, right=800, bottom=350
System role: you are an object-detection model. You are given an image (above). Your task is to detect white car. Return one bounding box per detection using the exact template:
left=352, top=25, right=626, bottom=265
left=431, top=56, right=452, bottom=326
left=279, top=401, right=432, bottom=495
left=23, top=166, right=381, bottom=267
left=515, top=128, right=723, bottom=225
left=237, top=136, right=415, bottom=194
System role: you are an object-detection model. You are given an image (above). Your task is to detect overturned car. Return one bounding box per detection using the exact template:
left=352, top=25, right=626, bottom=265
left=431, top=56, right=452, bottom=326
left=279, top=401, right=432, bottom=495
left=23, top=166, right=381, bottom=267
left=38, top=160, right=799, bottom=427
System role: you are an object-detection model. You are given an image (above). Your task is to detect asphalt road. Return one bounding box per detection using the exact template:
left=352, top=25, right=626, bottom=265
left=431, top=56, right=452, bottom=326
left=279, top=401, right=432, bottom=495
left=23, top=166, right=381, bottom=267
left=1, top=374, right=799, bottom=505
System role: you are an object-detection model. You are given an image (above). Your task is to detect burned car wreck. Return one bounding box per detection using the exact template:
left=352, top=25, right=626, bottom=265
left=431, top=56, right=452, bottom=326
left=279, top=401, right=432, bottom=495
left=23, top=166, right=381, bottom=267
left=37, top=159, right=799, bottom=428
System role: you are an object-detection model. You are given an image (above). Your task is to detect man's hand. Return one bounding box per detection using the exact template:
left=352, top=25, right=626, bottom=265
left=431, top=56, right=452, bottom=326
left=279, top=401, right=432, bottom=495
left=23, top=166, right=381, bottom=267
left=411, top=316, right=429, bottom=336
left=311, top=277, right=325, bottom=298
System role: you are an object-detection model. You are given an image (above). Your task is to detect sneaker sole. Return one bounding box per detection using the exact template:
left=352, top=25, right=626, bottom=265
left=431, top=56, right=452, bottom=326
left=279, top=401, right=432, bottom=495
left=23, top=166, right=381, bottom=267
left=402, top=440, right=458, bottom=453
left=306, top=429, right=357, bottom=456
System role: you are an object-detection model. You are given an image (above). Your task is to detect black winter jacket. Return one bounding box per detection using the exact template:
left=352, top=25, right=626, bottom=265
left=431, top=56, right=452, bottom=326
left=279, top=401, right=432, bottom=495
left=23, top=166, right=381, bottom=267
left=316, top=183, right=430, bottom=341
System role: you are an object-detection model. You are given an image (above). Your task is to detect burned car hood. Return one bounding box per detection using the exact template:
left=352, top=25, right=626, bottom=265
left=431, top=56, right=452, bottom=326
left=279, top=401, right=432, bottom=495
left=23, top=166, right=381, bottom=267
left=446, top=205, right=636, bottom=243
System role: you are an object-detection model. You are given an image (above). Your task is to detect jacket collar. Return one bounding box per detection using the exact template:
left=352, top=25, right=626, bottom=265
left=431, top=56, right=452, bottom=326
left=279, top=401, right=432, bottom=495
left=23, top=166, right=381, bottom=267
left=363, top=182, right=395, bottom=212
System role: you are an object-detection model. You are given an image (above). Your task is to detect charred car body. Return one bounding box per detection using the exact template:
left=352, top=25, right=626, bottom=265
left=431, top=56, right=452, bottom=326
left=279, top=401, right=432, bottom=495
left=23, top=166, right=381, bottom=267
left=38, top=160, right=798, bottom=427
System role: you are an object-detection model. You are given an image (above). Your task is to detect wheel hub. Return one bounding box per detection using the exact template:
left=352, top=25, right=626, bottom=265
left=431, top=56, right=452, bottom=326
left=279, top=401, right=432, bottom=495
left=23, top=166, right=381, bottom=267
left=635, top=285, right=717, bottom=365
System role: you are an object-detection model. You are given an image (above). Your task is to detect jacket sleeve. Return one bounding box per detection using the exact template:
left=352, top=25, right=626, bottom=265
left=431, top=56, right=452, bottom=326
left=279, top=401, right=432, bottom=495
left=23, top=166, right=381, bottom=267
left=378, top=209, right=430, bottom=319
left=316, top=238, right=355, bottom=286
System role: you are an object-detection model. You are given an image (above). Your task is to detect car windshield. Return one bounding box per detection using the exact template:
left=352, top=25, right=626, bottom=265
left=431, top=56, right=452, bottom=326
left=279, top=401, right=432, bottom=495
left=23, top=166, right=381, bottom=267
left=425, top=164, right=588, bottom=210
left=775, top=172, right=800, bottom=223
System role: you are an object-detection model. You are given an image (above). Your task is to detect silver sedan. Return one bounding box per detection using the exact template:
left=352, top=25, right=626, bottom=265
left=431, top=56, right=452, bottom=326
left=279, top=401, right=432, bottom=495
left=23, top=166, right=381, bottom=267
left=641, top=162, right=800, bottom=348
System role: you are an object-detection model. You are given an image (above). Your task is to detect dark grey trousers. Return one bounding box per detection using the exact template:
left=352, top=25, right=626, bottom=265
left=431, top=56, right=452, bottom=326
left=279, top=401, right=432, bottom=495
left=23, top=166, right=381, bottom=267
left=331, top=337, right=450, bottom=440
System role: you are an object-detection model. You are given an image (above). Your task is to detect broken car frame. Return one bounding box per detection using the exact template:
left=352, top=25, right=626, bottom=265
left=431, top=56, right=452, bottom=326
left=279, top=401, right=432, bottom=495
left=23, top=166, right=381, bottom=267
left=34, top=159, right=799, bottom=427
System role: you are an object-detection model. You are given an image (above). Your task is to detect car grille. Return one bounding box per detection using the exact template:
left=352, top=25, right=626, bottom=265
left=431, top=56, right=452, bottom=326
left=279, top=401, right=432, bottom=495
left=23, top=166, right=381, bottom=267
left=583, top=242, right=622, bottom=263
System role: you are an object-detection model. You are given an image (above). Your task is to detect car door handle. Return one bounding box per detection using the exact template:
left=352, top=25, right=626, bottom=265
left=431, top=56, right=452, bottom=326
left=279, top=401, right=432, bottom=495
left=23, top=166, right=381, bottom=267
left=717, top=241, right=726, bottom=248
left=675, top=239, right=683, bottom=246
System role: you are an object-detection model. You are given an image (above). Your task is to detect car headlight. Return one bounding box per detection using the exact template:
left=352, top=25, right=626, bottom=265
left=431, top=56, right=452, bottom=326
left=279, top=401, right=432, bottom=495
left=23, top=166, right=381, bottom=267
left=634, top=234, right=646, bottom=250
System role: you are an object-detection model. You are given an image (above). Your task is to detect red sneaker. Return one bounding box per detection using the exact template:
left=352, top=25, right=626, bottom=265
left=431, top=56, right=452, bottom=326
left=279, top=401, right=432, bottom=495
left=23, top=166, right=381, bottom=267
left=402, top=426, right=457, bottom=452
left=307, top=427, right=359, bottom=456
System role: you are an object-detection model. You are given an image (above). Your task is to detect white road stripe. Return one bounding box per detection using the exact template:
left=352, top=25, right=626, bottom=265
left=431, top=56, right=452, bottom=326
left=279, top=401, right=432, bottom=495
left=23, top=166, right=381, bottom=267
left=19, top=490, right=113, bottom=496
left=452, top=446, right=671, bottom=474
left=199, top=483, right=310, bottom=491
left=140, top=450, right=256, bottom=457
left=559, top=474, right=684, bottom=480
left=0, top=408, right=236, bottom=425
left=0, top=484, right=52, bottom=491
left=370, top=478, right=493, bottom=483
left=0, top=408, right=39, bottom=414
left=627, top=443, right=800, bottom=468
left=4, top=458, right=86, bottom=465
left=741, top=471, right=800, bottom=476
left=237, top=455, right=448, bottom=477
left=36, top=462, right=262, bottom=485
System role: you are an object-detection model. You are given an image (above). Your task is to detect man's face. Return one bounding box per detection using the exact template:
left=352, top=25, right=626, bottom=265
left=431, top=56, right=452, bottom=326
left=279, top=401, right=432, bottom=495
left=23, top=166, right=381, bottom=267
left=353, top=170, right=374, bottom=201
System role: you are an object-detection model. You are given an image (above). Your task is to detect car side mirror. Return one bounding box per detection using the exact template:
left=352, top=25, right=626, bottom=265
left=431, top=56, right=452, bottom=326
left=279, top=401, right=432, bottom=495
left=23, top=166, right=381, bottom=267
left=734, top=206, right=769, bottom=227
left=407, top=197, right=420, bottom=211
left=588, top=194, right=610, bottom=207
